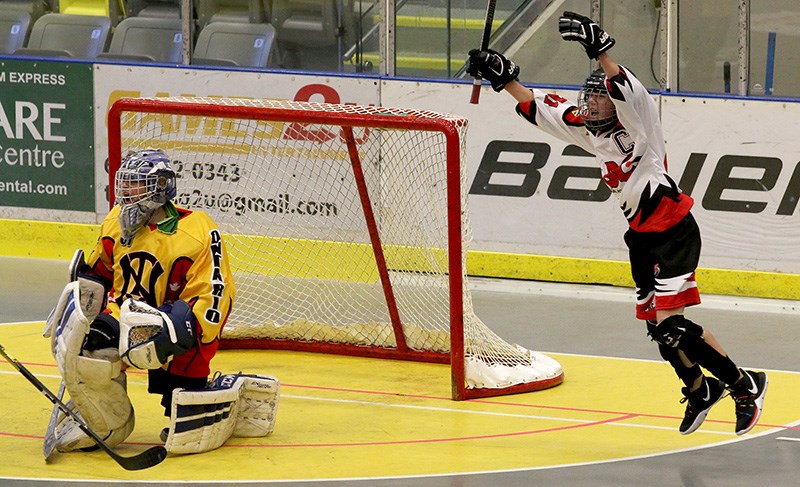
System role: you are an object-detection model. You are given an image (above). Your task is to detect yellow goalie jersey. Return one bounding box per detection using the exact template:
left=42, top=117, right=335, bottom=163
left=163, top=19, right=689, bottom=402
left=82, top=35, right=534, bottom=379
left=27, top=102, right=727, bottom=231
left=85, top=203, right=236, bottom=378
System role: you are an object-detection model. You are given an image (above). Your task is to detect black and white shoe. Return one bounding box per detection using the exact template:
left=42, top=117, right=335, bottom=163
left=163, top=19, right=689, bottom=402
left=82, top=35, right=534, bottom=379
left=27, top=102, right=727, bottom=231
left=679, top=377, right=727, bottom=435
left=731, top=369, right=768, bottom=435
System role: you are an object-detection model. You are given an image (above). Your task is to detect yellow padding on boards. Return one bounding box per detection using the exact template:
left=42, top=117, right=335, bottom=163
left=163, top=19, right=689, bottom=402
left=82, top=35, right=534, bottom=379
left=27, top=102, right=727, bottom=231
left=467, top=250, right=800, bottom=300
left=1, top=218, right=798, bottom=299
left=0, top=219, right=97, bottom=260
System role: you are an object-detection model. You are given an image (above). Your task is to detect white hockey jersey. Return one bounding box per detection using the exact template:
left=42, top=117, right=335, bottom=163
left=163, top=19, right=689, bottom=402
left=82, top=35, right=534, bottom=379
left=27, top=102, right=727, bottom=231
left=515, top=66, right=693, bottom=233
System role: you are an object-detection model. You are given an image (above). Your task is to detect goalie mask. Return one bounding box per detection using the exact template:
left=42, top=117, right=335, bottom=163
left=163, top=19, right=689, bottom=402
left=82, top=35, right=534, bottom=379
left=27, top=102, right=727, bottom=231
left=115, top=148, right=177, bottom=246
left=577, top=69, right=618, bottom=133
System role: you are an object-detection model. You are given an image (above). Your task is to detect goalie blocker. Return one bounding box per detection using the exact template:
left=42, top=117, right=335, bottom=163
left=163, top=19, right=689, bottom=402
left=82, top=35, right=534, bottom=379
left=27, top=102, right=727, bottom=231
left=164, top=373, right=280, bottom=454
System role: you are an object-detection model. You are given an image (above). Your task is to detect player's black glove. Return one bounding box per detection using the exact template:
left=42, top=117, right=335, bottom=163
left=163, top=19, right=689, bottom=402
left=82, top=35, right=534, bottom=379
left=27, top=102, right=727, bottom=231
left=466, top=48, right=520, bottom=92
left=558, top=11, right=615, bottom=59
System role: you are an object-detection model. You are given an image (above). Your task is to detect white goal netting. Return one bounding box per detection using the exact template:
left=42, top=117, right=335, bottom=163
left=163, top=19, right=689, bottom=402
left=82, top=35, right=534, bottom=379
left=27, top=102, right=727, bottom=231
left=109, top=97, right=563, bottom=399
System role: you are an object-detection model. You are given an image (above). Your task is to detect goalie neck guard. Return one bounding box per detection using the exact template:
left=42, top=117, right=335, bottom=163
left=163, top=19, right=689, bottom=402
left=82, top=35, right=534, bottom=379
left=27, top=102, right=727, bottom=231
left=577, top=69, right=618, bottom=133
left=115, top=148, right=177, bottom=246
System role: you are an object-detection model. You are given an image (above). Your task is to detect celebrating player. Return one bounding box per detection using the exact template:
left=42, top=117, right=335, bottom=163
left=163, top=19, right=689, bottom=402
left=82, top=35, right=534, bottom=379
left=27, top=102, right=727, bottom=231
left=466, top=11, right=768, bottom=435
left=43, top=148, right=276, bottom=454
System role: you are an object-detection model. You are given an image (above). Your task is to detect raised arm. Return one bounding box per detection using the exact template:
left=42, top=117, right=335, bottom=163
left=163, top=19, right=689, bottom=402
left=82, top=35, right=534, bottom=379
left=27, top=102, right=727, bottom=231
left=597, top=52, right=621, bottom=79
left=503, top=79, right=534, bottom=103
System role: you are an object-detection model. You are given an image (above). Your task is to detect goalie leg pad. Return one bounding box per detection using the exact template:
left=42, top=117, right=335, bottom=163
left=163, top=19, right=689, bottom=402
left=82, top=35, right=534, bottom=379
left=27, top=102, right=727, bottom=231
left=43, top=273, right=106, bottom=340
left=233, top=374, right=280, bottom=437
left=164, top=373, right=280, bottom=454
left=69, top=248, right=108, bottom=319
left=53, top=370, right=135, bottom=451
left=164, top=376, right=241, bottom=455
left=43, top=281, right=85, bottom=348
left=67, top=355, right=132, bottom=434
left=52, top=392, right=135, bottom=453
left=52, top=400, right=99, bottom=452
left=46, top=283, right=135, bottom=449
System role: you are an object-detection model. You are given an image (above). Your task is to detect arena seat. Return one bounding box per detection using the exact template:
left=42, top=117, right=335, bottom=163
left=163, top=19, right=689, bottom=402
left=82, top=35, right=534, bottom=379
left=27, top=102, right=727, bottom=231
left=125, top=0, right=180, bottom=19
left=269, top=0, right=355, bottom=70
left=13, top=12, right=109, bottom=58
left=97, top=16, right=182, bottom=63
left=271, top=0, right=353, bottom=48
left=0, top=10, right=30, bottom=53
left=191, top=21, right=274, bottom=68
left=196, top=0, right=268, bottom=29
left=0, top=0, right=50, bottom=43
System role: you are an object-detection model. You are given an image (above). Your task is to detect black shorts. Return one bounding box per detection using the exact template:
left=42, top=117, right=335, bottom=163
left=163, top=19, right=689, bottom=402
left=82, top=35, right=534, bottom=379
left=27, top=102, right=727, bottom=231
left=624, top=213, right=702, bottom=321
left=148, top=368, right=209, bottom=416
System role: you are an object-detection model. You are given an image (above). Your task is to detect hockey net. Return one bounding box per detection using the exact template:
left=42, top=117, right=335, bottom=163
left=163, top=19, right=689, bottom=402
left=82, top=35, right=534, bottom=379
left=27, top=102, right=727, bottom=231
left=107, top=97, right=563, bottom=400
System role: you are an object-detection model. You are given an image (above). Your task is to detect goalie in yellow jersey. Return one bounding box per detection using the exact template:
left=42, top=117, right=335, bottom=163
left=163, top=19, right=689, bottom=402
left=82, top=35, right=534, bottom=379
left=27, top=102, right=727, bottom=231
left=44, top=149, right=279, bottom=456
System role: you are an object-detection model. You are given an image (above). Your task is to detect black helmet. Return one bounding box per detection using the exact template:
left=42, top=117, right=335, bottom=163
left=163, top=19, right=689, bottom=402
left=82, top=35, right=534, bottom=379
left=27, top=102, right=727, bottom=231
left=577, top=69, right=618, bottom=133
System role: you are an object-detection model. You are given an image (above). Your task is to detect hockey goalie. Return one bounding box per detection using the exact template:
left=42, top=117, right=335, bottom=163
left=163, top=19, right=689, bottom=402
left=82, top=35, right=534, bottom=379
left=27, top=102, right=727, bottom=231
left=41, top=148, right=280, bottom=456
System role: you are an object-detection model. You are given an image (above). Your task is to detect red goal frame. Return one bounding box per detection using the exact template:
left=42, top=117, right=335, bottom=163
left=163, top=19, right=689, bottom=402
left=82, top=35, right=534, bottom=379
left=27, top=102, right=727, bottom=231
left=107, top=97, right=563, bottom=400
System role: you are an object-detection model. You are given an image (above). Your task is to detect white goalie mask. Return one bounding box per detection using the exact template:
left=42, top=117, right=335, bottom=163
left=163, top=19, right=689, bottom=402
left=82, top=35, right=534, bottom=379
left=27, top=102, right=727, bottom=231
left=115, top=148, right=177, bottom=246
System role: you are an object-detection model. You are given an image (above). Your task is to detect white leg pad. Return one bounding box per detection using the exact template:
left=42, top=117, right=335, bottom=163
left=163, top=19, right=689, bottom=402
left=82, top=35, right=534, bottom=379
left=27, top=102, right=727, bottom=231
left=44, top=277, right=106, bottom=339
left=52, top=392, right=135, bottom=453
left=165, top=373, right=280, bottom=454
left=68, top=363, right=134, bottom=433
left=233, top=375, right=281, bottom=437
left=52, top=400, right=98, bottom=452
left=44, top=281, right=135, bottom=451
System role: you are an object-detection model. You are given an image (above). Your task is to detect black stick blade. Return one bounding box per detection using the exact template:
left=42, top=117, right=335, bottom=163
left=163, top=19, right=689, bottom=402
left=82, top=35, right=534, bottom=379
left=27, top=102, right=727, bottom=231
left=113, top=445, right=167, bottom=471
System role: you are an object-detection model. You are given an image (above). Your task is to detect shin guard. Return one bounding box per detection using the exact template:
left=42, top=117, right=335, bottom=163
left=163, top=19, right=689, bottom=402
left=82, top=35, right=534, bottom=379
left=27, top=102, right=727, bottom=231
left=656, top=315, right=740, bottom=386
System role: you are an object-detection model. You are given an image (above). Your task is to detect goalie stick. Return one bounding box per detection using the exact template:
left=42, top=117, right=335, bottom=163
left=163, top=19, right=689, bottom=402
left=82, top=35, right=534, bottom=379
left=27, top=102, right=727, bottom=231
left=42, top=251, right=72, bottom=459
left=42, top=380, right=65, bottom=460
left=0, top=343, right=167, bottom=470
left=43, top=249, right=78, bottom=459
left=469, top=0, right=497, bottom=104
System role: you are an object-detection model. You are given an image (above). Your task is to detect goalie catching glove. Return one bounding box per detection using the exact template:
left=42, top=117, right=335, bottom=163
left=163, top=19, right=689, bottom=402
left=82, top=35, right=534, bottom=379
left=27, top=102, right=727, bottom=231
left=558, top=11, right=615, bottom=59
left=466, top=49, right=520, bottom=92
left=119, top=298, right=196, bottom=369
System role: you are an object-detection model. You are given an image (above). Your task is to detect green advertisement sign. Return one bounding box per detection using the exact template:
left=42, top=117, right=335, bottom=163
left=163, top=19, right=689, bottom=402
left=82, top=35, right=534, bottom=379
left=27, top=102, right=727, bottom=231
left=0, top=60, right=94, bottom=211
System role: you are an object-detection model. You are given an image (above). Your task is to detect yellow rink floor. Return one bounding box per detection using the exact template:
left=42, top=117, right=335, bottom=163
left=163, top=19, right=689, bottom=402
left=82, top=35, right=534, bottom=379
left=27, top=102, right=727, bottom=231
left=1, top=320, right=798, bottom=483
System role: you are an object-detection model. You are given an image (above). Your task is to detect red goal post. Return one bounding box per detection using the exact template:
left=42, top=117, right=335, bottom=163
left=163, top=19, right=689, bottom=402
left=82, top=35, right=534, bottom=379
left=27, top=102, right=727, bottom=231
left=107, top=97, right=563, bottom=400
